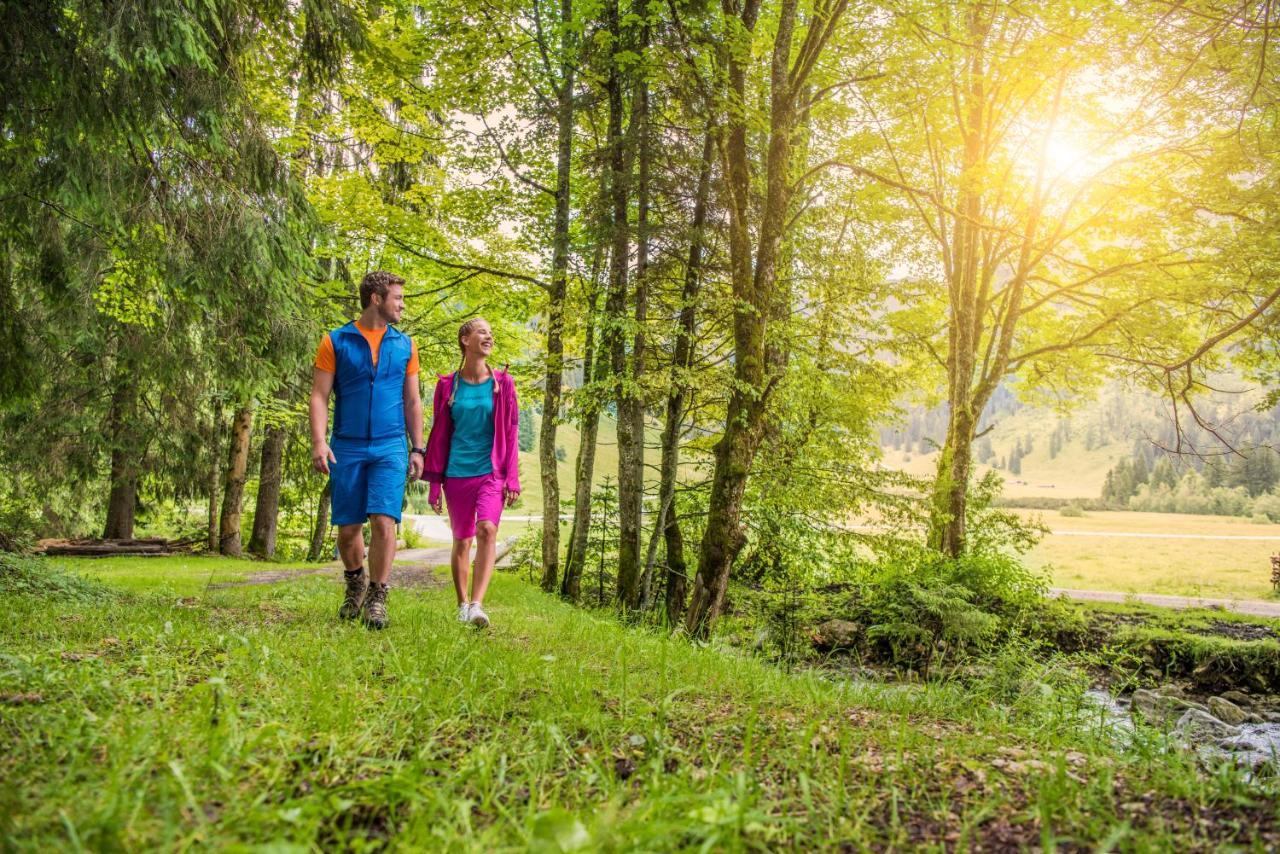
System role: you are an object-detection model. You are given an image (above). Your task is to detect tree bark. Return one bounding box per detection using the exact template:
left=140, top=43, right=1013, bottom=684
left=562, top=247, right=606, bottom=602
left=102, top=374, right=139, bottom=540
left=928, top=406, right=979, bottom=556
left=247, top=419, right=286, bottom=558
left=663, top=506, right=689, bottom=625
left=102, top=384, right=138, bottom=537
left=206, top=410, right=221, bottom=551
left=307, top=481, right=331, bottom=562
left=684, top=0, right=841, bottom=638
left=539, top=0, right=576, bottom=592
left=605, top=0, right=643, bottom=609
left=218, top=405, right=254, bottom=556
left=627, top=23, right=656, bottom=610
left=642, top=124, right=714, bottom=616
left=923, top=5, right=1015, bottom=557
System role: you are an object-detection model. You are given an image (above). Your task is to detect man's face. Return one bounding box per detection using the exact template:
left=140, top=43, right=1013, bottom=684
left=374, top=284, right=405, bottom=324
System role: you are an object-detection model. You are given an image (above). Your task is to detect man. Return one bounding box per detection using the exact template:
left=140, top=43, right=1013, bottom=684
left=309, top=271, right=424, bottom=629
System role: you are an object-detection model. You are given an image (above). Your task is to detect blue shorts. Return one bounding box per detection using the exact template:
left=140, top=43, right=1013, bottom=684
left=329, top=438, right=408, bottom=526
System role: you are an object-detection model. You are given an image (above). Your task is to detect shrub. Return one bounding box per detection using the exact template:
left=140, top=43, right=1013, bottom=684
left=0, top=499, right=41, bottom=552
left=993, top=496, right=1108, bottom=511
left=1059, top=503, right=1085, bottom=517
left=402, top=523, right=425, bottom=549
left=0, top=554, right=114, bottom=603
left=507, top=525, right=543, bottom=584
left=834, top=545, right=1050, bottom=672
left=863, top=578, right=999, bottom=675
left=404, top=481, right=432, bottom=514
left=1251, top=492, right=1280, bottom=522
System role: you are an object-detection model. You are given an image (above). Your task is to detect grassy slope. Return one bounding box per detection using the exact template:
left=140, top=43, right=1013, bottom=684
left=3, top=556, right=1278, bottom=850
left=882, top=426, right=1124, bottom=501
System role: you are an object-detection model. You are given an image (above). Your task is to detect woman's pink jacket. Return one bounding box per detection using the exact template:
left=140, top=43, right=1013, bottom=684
left=422, top=369, right=521, bottom=505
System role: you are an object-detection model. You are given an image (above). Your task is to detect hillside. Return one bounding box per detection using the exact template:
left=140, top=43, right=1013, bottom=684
left=3, top=554, right=1278, bottom=848
left=881, top=378, right=1280, bottom=501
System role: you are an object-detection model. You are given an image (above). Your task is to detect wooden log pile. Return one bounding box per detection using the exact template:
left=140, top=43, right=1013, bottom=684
left=36, top=537, right=201, bottom=557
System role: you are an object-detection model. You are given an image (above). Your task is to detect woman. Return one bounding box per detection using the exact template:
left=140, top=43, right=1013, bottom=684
left=423, top=317, right=521, bottom=628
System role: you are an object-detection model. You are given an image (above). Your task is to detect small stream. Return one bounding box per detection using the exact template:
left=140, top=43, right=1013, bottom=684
left=1083, top=688, right=1280, bottom=774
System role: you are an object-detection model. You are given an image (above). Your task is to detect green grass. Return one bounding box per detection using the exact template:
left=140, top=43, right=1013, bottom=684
left=2, top=554, right=1278, bottom=849
left=1028, top=535, right=1280, bottom=600
left=49, top=556, right=266, bottom=596
left=1007, top=510, right=1280, bottom=601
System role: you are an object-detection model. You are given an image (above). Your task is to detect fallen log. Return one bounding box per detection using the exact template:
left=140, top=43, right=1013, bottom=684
left=37, top=537, right=201, bottom=557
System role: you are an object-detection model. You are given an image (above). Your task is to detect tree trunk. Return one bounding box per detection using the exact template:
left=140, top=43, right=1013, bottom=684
left=539, top=0, right=576, bottom=592
left=218, top=405, right=254, bottom=556
left=307, top=481, right=332, bottom=562
left=247, top=419, right=286, bottom=558
left=605, top=0, right=642, bottom=608
left=924, top=7, right=1004, bottom=558
left=641, top=124, right=714, bottom=613
left=927, top=406, right=977, bottom=556
left=102, top=378, right=139, bottom=540
left=656, top=126, right=716, bottom=619
left=626, top=26, right=655, bottom=610
left=684, top=0, right=822, bottom=638
left=206, top=411, right=221, bottom=551
left=663, top=507, right=689, bottom=626
left=562, top=248, right=605, bottom=601
left=102, top=466, right=137, bottom=540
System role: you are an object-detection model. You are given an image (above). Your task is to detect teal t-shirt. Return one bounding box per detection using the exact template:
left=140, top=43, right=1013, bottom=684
left=446, top=375, right=495, bottom=478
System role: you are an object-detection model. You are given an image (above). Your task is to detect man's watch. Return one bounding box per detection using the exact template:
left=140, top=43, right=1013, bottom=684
left=410, top=447, right=426, bottom=458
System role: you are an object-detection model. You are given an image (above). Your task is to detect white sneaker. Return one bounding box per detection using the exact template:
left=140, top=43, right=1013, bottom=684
left=457, top=602, right=472, bottom=623
left=468, top=604, right=490, bottom=629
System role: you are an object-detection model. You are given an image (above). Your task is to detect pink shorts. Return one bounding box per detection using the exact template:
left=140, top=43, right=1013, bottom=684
left=442, top=474, right=504, bottom=540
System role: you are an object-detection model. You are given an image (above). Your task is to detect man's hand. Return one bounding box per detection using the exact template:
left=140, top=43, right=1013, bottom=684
left=430, top=489, right=443, bottom=514
left=504, top=487, right=520, bottom=509
left=408, top=452, right=424, bottom=482
left=312, top=442, right=337, bottom=475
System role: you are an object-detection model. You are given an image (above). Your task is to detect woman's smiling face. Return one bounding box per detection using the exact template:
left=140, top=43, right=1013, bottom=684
left=463, top=319, right=494, bottom=357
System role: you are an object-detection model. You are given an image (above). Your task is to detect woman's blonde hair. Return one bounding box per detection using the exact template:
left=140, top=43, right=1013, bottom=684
left=448, top=317, right=496, bottom=407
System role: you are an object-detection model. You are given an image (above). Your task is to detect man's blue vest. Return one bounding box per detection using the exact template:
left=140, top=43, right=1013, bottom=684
left=330, top=322, right=413, bottom=442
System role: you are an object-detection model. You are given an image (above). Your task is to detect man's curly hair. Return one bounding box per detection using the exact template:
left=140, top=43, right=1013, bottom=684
left=359, top=271, right=405, bottom=308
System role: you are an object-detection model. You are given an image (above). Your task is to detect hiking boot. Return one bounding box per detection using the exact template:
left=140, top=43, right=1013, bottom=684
left=339, top=568, right=368, bottom=620
left=362, top=581, right=389, bottom=630
left=468, top=603, right=490, bottom=629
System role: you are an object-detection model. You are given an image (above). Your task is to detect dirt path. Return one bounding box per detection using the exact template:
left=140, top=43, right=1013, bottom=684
left=207, top=543, right=515, bottom=591
left=1053, top=588, right=1280, bottom=618
left=209, top=547, right=451, bottom=590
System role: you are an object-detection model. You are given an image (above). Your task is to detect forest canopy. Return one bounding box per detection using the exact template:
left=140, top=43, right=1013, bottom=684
left=2, top=0, right=1278, bottom=636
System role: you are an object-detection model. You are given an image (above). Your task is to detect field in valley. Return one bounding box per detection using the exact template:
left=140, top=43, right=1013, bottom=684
left=1015, top=510, right=1280, bottom=601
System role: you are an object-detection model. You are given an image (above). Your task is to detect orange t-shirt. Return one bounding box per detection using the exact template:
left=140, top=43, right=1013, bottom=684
left=314, top=322, right=419, bottom=375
